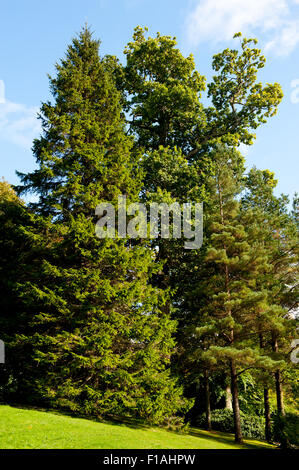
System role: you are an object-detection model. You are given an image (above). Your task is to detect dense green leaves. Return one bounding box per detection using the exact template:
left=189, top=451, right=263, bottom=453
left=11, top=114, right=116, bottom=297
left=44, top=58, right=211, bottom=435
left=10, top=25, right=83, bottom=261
left=4, top=28, right=188, bottom=422
left=0, top=26, right=297, bottom=445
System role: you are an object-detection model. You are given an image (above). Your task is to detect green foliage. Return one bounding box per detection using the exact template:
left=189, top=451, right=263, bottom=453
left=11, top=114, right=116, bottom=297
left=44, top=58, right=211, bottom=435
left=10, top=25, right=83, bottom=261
left=207, top=34, right=283, bottom=147
left=0, top=181, right=47, bottom=397
left=122, top=26, right=206, bottom=152
left=122, top=28, right=283, bottom=156
left=0, top=179, right=20, bottom=204
left=186, top=145, right=285, bottom=371
left=196, top=409, right=265, bottom=440
left=3, top=27, right=188, bottom=423
left=16, top=28, right=140, bottom=218
left=1, top=25, right=296, bottom=435
left=272, top=412, right=299, bottom=448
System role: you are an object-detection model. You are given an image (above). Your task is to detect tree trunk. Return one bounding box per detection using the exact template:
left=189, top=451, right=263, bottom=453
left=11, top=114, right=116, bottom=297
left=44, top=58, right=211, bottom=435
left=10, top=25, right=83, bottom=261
left=274, top=369, right=285, bottom=416
left=204, top=369, right=211, bottom=431
left=225, top=385, right=233, bottom=410
left=218, top=179, right=242, bottom=443
left=270, top=333, right=289, bottom=447
left=259, top=334, right=272, bottom=441
left=264, top=388, right=272, bottom=442
left=230, top=360, right=243, bottom=444
left=271, top=334, right=285, bottom=416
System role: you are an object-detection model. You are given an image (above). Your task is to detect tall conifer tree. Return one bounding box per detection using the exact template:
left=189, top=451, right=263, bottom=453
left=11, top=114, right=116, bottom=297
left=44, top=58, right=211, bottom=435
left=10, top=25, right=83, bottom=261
left=190, top=146, right=283, bottom=443
left=14, top=28, right=186, bottom=421
left=242, top=168, right=299, bottom=443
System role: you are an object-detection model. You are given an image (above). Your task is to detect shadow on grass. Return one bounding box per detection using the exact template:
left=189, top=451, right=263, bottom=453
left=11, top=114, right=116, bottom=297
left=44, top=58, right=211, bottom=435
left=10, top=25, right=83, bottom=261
left=189, top=427, right=276, bottom=449
left=4, top=401, right=150, bottom=430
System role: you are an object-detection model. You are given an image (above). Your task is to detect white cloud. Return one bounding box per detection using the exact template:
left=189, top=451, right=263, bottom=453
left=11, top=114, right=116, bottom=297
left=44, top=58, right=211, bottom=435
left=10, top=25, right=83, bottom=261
left=185, top=0, right=299, bottom=55
left=0, top=99, right=40, bottom=149
left=265, top=19, right=299, bottom=55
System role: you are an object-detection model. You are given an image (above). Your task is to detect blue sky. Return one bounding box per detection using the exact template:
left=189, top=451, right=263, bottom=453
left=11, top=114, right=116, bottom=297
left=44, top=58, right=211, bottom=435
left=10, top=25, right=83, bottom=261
left=0, top=0, right=298, bottom=202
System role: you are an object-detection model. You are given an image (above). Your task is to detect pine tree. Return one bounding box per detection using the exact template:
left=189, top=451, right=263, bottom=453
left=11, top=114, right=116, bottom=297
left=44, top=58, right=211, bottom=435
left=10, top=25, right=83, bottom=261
left=190, top=146, right=283, bottom=443
left=242, top=168, right=299, bottom=444
left=13, top=28, right=187, bottom=422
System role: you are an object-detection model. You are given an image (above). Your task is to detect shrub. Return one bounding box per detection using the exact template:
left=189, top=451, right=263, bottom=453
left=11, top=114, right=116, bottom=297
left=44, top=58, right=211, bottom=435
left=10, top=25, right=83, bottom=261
left=159, top=415, right=190, bottom=433
left=240, top=413, right=265, bottom=440
left=272, top=412, right=299, bottom=448
left=196, top=409, right=265, bottom=440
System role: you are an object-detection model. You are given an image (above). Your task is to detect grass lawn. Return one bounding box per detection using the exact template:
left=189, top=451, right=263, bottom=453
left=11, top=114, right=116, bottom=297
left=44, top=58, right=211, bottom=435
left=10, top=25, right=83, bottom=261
left=0, top=404, right=275, bottom=449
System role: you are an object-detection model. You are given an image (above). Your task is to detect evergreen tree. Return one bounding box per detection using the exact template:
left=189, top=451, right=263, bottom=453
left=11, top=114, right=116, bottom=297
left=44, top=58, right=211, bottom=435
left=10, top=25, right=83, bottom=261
left=0, top=181, right=47, bottom=400
left=188, top=146, right=283, bottom=443
left=242, top=168, right=299, bottom=444
left=1, top=25, right=296, bottom=439
left=13, top=28, right=187, bottom=422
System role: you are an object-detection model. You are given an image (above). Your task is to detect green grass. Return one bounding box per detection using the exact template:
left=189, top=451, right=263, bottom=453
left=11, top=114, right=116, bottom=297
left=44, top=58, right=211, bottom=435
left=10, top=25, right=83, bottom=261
left=0, top=405, right=275, bottom=449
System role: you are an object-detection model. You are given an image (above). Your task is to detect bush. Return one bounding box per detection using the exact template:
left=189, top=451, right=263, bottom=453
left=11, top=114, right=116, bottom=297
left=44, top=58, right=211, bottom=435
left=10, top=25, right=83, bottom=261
left=272, top=412, right=299, bottom=448
left=159, top=416, right=190, bottom=433
left=196, top=409, right=265, bottom=440
left=240, top=413, right=265, bottom=440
